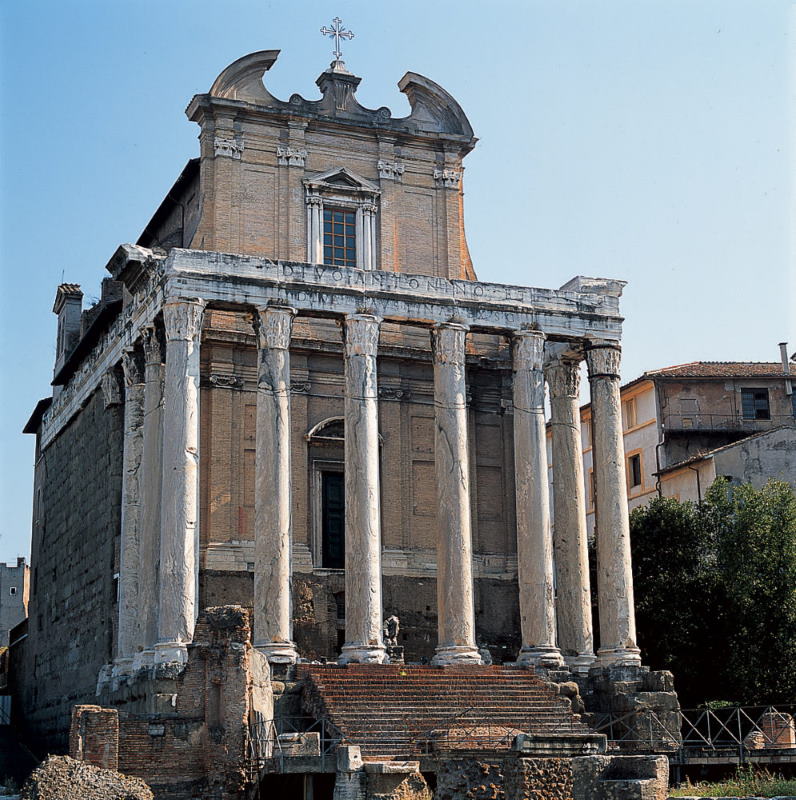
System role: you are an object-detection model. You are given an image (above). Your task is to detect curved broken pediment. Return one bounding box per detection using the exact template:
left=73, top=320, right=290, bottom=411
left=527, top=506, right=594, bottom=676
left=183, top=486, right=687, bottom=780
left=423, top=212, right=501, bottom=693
left=201, top=50, right=475, bottom=141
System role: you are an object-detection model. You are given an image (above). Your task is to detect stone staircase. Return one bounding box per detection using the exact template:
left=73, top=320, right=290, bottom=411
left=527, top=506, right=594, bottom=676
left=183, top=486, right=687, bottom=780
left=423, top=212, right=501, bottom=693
left=298, top=664, right=591, bottom=759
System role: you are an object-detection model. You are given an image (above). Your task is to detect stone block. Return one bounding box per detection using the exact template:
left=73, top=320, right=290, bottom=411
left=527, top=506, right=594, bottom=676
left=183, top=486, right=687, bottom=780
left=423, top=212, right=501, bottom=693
left=337, top=745, right=364, bottom=773
left=277, top=731, right=321, bottom=757
left=642, top=671, right=675, bottom=693
left=573, top=755, right=668, bottom=800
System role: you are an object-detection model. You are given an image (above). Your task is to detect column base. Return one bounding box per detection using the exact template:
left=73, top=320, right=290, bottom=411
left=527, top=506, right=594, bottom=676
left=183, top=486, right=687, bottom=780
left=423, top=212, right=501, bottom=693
left=255, top=640, right=299, bottom=664
left=516, top=646, right=564, bottom=668
left=111, top=657, right=134, bottom=678
left=132, top=649, right=155, bottom=671
left=432, top=644, right=483, bottom=665
left=153, top=641, right=189, bottom=665
left=338, top=643, right=387, bottom=664
left=595, top=645, right=642, bottom=668
left=564, top=652, right=597, bottom=675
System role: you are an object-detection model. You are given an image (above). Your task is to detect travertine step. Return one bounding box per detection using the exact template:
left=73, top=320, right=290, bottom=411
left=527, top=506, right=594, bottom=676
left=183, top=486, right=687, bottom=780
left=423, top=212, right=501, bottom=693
left=298, top=664, right=589, bottom=759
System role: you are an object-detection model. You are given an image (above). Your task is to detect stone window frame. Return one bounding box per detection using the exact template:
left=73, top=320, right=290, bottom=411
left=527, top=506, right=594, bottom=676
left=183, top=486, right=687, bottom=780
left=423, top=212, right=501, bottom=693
left=304, top=168, right=380, bottom=271
left=626, top=449, right=644, bottom=493
left=310, top=458, right=345, bottom=571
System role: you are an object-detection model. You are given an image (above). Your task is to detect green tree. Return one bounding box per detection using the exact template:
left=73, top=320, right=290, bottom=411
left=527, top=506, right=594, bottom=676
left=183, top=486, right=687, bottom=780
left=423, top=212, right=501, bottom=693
left=629, top=479, right=796, bottom=706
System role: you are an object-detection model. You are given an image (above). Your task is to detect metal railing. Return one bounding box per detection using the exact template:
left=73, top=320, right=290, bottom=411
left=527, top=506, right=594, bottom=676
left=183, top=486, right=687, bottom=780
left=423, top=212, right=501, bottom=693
left=591, top=705, right=796, bottom=764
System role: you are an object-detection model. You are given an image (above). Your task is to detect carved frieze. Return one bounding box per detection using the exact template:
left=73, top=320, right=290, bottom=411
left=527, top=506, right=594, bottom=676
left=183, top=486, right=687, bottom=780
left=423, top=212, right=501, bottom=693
left=140, top=325, right=163, bottom=366
left=291, top=381, right=312, bottom=394
left=277, top=146, right=307, bottom=167
left=214, top=136, right=243, bottom=159
left=433, top=168, right=461, bottom=189
left=378, top=160, right=405, bottom=180
left=378, top=386, right=411, bottom=401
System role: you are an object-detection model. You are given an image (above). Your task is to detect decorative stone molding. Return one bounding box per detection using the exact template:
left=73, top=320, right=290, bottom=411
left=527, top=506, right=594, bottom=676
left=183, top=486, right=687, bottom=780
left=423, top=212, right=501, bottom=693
left=277, top=146, right=307, bottom=166
left=431, top=322, right=468, bottom=366
left=121, top=348, right=145, bottom=387
left=434, top=168, right=461, bottom=189
left=378, top=160, right=405, bottom=180
left=585, top=344, right=622, bottom=380
left=101, top=369, right=123, bottom=408
left=256, top=306, right=296, bottom=351
left=214, top=136, right=243, bottom=159
left=378, top=387, right=411, bottom=401
left=545, top=357, right=581, bottom=399
left=163, top=299, right=206, bottom=342
left=343, top=314, right=381, bottom=357
left=291, top=381, right=312, bottom=394
left=208, top=374, right=243, bottom=389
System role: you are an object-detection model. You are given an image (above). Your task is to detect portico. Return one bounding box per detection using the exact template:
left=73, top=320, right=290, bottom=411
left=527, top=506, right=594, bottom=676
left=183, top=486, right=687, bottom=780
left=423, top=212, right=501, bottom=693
left=77, top=246, right=643, bottom=672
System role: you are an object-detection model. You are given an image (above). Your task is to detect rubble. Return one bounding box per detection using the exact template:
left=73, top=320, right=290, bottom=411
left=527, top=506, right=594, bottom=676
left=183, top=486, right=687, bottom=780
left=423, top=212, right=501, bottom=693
left=21, top=756, right=152, bottom=800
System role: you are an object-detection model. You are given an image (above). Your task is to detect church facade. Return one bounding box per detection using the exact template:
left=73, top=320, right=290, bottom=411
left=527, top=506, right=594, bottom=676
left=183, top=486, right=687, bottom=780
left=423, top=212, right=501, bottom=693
left=18, top=47, right=644, bottom=756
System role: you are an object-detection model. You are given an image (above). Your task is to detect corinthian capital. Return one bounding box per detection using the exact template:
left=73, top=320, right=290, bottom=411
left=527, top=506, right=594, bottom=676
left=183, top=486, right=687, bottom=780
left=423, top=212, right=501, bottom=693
left=544, top=357, right=581, bottom=399
left=585, top=342, right=622, bottom=381
left=121, top=347, right=145, bottom=387
left=163, top=299, right=206, bottom=342
left=431, top=322, right=469, bottom=366
left=512, top=330, right=546, bottom=372
left=256, top=306, right=296, bottom=351
left=140, top=324, right=163, bottom=366
left=343, top=314, right=381, bottom=357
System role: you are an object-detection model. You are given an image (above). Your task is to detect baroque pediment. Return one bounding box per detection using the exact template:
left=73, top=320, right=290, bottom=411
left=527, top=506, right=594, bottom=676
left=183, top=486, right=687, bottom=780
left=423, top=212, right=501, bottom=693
left=190, top=50, right=475, bottom=143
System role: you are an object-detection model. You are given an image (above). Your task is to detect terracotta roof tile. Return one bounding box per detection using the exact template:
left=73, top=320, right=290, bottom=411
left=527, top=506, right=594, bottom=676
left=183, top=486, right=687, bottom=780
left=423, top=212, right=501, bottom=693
left=645, top=362, right=791, bottom=379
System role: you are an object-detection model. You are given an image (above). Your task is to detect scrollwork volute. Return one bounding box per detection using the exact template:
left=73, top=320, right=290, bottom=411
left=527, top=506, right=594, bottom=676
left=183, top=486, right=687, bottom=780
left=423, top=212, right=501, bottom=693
left=585, top=344, right=622, bottom=381
left=256, top=306, right=296, bottom=351
left=431, top=322, right=469, bottom=366
left=163, top=299, right=206, bottom=342
left=343, top=314, right=381, bottom=357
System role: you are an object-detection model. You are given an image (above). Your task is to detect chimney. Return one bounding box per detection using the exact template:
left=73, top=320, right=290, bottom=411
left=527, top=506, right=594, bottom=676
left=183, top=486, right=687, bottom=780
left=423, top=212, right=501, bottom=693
left=779, top=342, right=792, bottom=396
left=53, top=283, right=83, bottom=375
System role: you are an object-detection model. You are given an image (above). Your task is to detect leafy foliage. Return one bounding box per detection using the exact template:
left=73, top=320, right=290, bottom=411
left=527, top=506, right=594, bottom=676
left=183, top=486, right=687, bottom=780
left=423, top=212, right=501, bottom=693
left=630, top=479, right=796, bottom=706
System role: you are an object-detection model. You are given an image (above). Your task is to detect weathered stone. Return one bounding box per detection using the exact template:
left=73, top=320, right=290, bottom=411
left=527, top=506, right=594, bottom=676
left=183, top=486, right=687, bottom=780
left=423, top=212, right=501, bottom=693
left=572, top=755, right=668, bottom=800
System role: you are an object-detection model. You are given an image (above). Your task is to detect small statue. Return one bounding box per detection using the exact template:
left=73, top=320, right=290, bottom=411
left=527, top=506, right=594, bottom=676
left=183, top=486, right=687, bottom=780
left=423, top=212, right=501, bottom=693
left=383, top=615, right=400, bottom=647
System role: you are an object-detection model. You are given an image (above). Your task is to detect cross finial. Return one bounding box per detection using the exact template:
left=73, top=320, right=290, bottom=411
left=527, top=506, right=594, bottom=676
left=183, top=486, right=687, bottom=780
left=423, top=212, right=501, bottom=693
left=320, top=16, right=355, bottom=63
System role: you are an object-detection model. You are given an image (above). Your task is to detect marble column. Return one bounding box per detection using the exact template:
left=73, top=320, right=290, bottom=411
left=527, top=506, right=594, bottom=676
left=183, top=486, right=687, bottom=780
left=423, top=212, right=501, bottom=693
left=253, top=305, right=298, bottom=664
left=545, top=351, right=595, bottom=673
left=431, top=322, right=481, bottom=665
left=155, top=299, right=205, bottom=665
left=512, top=331, right=563, bottom=667
left=340, top=314, right=387, bottom=664
left=115, top=347, right=145, bottom=673
left=134, top=325, right=164, bottom=669
left=585, top=342, right=642, bottom=667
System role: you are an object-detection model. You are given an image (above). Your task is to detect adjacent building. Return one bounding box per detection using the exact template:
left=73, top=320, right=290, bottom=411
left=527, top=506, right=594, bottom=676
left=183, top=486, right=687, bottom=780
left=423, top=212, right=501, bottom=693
left=562, top=353, right=796, bottom=533
left=0, top=558, right=29, bottom=648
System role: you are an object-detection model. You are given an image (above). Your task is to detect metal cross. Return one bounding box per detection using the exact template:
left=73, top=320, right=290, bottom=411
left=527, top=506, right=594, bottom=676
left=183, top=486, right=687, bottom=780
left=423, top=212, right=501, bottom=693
left=320, top=17, right=355, bottom=61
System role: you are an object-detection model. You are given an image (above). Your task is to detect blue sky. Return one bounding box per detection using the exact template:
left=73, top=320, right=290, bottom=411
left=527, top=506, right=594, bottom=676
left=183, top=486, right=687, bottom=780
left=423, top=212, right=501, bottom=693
left=1, top=0, right=793, bottom=561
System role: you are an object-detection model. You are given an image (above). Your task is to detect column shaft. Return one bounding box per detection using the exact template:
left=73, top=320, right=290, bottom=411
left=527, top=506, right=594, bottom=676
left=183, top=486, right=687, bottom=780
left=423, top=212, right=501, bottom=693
left=155, top=299, right=205, bottom=664
left=115, top=350, right=145, bottom=672
left=431, top=323, right=480, bottom=665
left=586, top=343, right=641, bottom=667
left=253, top=306, right=298, bottom=663
left=545, top=354, right=595, bottom=673
left=135, top=325, right=164, bottom=668
left=512, top=331, right=563, bottom=667
left=340, top=314, right=386, bottom=664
